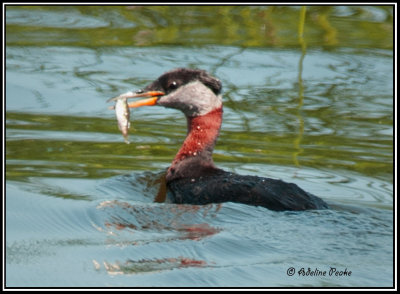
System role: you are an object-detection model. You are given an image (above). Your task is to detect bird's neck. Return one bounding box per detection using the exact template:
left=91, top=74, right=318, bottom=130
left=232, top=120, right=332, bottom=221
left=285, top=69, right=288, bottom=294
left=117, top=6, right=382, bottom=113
left=166, top=106, right=223, bottom=182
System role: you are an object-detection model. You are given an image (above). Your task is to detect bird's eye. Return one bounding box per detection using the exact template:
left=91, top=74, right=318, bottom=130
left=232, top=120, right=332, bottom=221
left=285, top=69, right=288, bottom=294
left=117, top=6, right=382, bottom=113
left=168, top=81, right=178, bottom=90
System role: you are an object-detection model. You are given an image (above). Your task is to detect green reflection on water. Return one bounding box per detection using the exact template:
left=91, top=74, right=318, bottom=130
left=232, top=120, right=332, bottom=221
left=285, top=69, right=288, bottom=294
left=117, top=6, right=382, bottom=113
left=5, top=5, right=394, bottom=185
left=5, top=5, right=393, bottom=49
left=6, top=111, right=393, bottom=183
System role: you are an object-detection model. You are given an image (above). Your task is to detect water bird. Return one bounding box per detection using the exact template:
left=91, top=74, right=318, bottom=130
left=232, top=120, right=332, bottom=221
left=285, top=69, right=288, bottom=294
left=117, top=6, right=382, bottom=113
left=111, top=68, right=328, bottom=211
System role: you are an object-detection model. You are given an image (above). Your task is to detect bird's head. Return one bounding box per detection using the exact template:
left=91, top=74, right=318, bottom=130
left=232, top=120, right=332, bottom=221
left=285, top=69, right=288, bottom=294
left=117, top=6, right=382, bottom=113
left=109, top=68, right=222, bottom=117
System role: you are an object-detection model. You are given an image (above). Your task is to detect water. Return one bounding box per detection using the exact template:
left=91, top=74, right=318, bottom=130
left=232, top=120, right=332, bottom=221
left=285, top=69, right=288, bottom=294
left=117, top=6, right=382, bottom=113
left=5, top=6, right=394, bottom=288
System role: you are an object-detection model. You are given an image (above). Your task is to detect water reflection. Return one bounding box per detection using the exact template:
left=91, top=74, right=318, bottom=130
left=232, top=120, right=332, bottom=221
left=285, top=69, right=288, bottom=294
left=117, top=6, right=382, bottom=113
left=90, top=198, right=221, bottom=276
left=6, top=167, right=393, bottom=286
left=292, top=6, right=307, bottom=167
left=5, top=5, right=393, bottom=287
left=94, top=257, right=207, bottom=276
left=5, top=6, right=393, bottom=49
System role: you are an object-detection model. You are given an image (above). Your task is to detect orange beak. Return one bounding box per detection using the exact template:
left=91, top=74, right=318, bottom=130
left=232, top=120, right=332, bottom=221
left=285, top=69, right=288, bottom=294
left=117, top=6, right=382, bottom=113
left=127, top=96, right=159, bottom=108
left=107, top=91, right=165, bottom=108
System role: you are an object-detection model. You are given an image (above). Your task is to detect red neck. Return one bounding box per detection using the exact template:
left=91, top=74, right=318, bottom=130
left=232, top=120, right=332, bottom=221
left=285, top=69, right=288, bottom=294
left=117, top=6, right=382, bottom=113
left=166, top=107, right=223, bottom=182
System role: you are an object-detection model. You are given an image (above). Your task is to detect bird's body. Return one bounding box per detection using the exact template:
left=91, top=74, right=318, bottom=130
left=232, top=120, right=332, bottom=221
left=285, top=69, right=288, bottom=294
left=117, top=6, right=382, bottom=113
left=168, top=170, right=328, bottom=211
left=112, top=68, right=329, bottom=211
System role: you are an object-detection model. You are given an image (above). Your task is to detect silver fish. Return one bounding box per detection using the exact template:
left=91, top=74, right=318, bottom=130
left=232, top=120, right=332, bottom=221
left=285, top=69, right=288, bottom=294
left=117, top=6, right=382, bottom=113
left=107, top=89, right=163, bottom=144
left=109, top=97, right=131, bottom=144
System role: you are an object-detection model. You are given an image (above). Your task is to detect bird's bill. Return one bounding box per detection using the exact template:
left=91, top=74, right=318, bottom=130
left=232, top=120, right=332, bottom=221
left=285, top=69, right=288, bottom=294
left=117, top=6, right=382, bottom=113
left=127, top=96, right=159, bottom=108
left=107, top=91, right=164, bottom=105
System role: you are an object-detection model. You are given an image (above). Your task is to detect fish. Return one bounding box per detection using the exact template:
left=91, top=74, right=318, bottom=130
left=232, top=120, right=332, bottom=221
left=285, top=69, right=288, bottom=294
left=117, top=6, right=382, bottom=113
left=107, top=90, right=163, bottom=144
left=108, top=96, right=131, bottom=144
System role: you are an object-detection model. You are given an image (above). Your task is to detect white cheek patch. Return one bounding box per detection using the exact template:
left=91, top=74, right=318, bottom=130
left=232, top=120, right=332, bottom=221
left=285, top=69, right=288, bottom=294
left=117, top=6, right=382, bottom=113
left=158, top=81, right=222, bottom=116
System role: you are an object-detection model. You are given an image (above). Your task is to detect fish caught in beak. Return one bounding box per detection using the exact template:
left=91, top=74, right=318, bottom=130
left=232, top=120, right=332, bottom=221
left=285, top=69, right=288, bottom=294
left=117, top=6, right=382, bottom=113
left=107, top=90, right=165, bottom=143
left=107, top=90, right=165, bottom=108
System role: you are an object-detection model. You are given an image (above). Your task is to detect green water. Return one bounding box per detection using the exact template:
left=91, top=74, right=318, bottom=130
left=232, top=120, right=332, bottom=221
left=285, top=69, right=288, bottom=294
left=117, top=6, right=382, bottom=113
left=5, top=5, right=394, bottom=288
